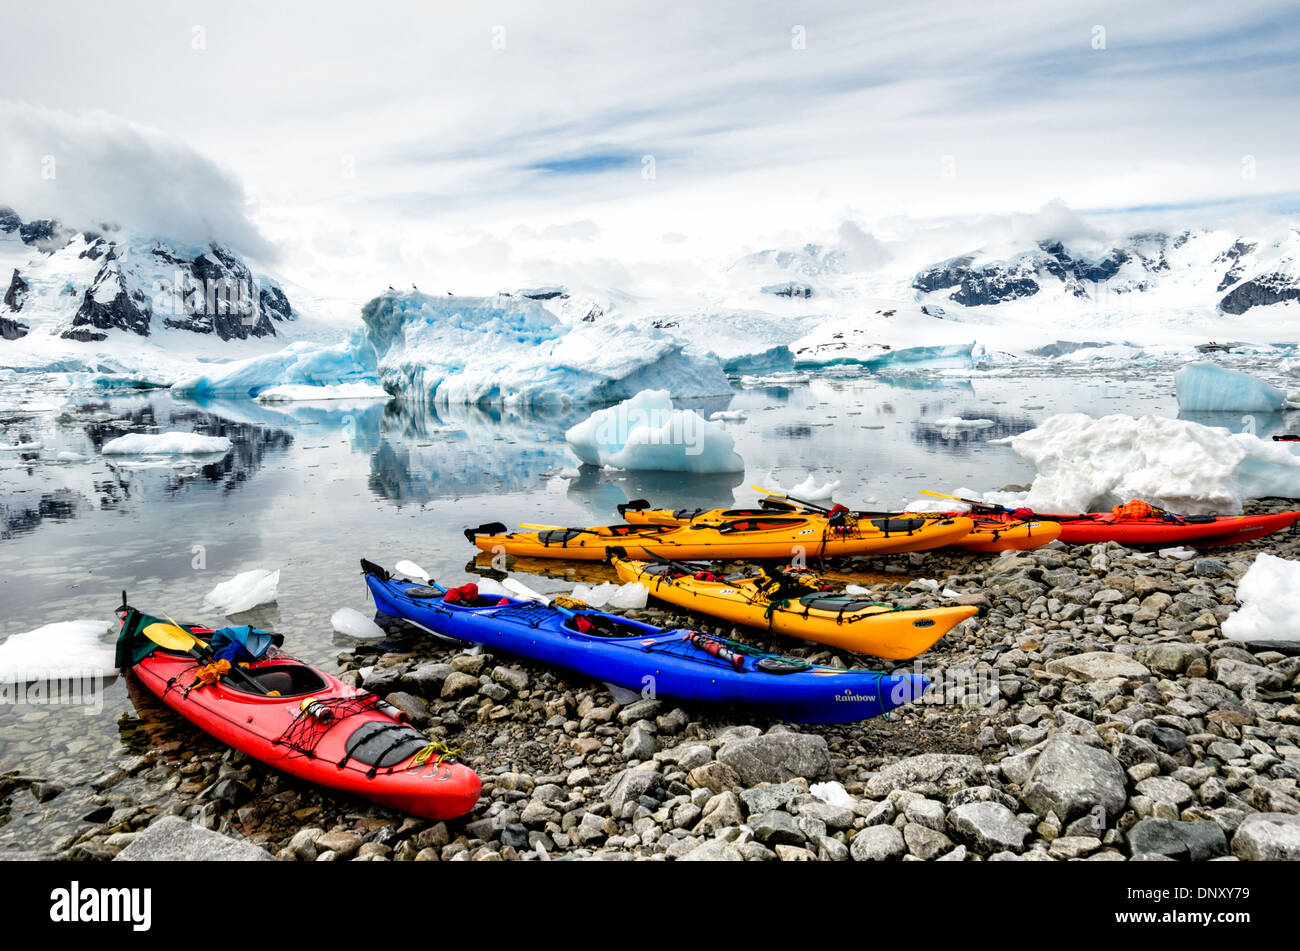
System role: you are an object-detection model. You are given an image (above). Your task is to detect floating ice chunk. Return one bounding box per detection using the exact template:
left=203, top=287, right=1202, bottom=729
left=1159, top=547, right=1198, bottom=560
left=999, top=413, right=1300, bottom=514
left=57, top=451, right=88, bottom=462
left=565, top=389, right=744, bottom=473
left=256, top=382, right=391, bottom=402
left=571, top=581, right=647, bottom=610
left=0, top=440, right=42, bottom=452
left=1223, top=553, right=1300, bottom=642
left=0, top=619, right=116, bottom=680
left=203, top=568, right=280, bottom=615
left=810, top=781, right=855, bottom=808
left=608, top=582, right=648, bottom=610
left=709, top=410, right=748, bottom=422
left=102, top=432, right=232, bottom=455
left=331, top=607, right=386, bottom=640
left=558, top=467, right=581, bottom=480
left=790, top=473, right=841, bottom=500
left=932, top=416, right=995, bottom=430
left=1175, top=361, right=1294, bottom=412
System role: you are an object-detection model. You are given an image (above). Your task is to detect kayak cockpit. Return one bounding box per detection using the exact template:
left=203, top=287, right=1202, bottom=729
left=223, top=663, right=329, bottom=698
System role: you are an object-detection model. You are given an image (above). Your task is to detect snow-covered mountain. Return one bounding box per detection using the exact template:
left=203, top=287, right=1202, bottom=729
left=0, top=205, right=295, bottom=344
left=909, top=228, right=1300, bottom=316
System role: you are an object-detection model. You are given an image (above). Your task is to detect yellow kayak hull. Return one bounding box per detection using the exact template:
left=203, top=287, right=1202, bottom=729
left=619, top=505, right=1058, bottom=553
left=612, top=557, right=976, bottom=659
left=470, top=515, right=974, bottom=562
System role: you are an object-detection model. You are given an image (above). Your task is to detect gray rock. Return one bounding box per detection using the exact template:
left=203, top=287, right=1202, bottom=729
left=865, top=754, right=986, bottom=799
left=850, top=824, right=906, bottom=861
left=740, top=783, right=803, bottom=816
left=904, top=823, right=954, bottom=860
left=1127, top=819, right=1227, bottom=861
left=382, top=691, right=430, bottom=725
left=1231, top=813, right=1300, bottom=861
left=491, top=666, right=529, bottom=692
left=113, top=816, right=272, bottom=861
left=716, top=732, right=831, bottom=785
left=679, top=839, right=744, bottom=862
left=695, top=791, right=744, bottom=833
left=752, top=810, right=805, bottom=846
left=600, top=768, right=663, bottom=814
left=1022, top=734, right=1127, bottom=822
left=946, top=802, right=1028, bottom=855
left=622, top=727, right=656, bottom=760
left=617, top=698, right=662, bottom=724
left=794, top=798, right=855, bottom=830
left=405, top=662, right=453, bottom=693
left=1135, top=777, right=1195, bottom=809
left=1045, top=652, right=1150, bottom=681
left=903, top=798, right=947, bottom=832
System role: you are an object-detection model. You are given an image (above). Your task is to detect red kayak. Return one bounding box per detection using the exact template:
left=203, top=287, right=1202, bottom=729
left=961, top=508, right=1299, bottom=547
left=115, top=605, right=481, bottom=820
left=1048, top=511, right=1300, bottom=547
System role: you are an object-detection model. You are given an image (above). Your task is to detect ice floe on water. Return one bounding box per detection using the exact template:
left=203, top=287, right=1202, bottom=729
left=203, top=568, right=280, bottom=615
left=1223, top=553, right=1300, bottom=642
left=1175, top=360, right=1296, bottom=412
left=101, top=432, right=232, bottom=455
left=932, top=416, right=995, bottom=430
left=565, top=389, right=744, bottom=473
left=0, top=619, right=116, bottom=680
left=330, top=607, right=386, bottom=640
left=762, top=470, right=842, bottom=501
left=987, top=413, right=1300, bottom=514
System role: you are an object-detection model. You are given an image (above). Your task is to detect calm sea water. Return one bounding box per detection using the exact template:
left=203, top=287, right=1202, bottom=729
left=0, top=360, right=1289, bottom=849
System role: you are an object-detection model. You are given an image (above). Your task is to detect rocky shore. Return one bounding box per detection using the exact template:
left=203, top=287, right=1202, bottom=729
left=19, top=500, right=1300, bottom=862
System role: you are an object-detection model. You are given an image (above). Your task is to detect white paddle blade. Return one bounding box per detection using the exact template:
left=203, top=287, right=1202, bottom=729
left=395, top=560, right=431, bottom=583
left=502, top=577, right=550, bottom=604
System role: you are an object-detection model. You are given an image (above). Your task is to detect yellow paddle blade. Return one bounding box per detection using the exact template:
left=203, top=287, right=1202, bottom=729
left=142, top=622, right=199, bottom=653
left=517, top=522, right=567, bottom=530
left=750, top=483, right=785, bottom=499
left=918, top=489, right=966, bottom=501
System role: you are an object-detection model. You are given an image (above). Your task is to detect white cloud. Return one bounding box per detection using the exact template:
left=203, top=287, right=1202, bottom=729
left=0, top=101, right=271, bottom=257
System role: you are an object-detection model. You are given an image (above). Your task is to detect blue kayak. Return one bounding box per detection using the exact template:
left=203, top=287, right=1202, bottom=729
left=361, top=560, right=929, bottom=725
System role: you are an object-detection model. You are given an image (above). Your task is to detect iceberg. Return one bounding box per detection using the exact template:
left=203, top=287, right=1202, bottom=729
left=362, top=291, right=730, bottom=407
left=203, top=568, right=280, bottom=615
left=996, top=412, right=1300, bottom=514
left=0, top=619, right=116, bottom=681
left=101, top=432, right=232, bottom=455
left=1223, top=553, right=1300, bottom=642
left=255, top=381, right=391, bottom=402
left=1175, top=360, right=1293, bottom=412
left=171, top=337, right=377, bottom=399
left=565, top=389, right=745, bottom=473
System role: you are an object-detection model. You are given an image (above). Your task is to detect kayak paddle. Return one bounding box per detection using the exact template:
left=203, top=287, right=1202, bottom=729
left=141, top=619, right=272, bottom=696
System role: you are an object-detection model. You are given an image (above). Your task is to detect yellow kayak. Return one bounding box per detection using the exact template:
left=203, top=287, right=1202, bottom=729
left=616, top=501, right=1059, bottom=553
left=465, top=514, right=974, bottom=562
left=612, top=557, right=977, bottom=659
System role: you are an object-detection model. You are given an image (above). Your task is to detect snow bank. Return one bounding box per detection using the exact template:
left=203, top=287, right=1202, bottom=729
left=102, top=432, right=232, bottom=455
left=997, top=413, right=1300, bottom=514
left=363, top=291, right=730, bottom=407
left=565, top=390, right=744, bottom=473
left=1175, top=360, right=1293, bottom=412
left=0, top=620, right=116, bottom=680
left=255, top=382, right=390, bottom=402
left=1223, top=554, right=1300, bottom=642
left=331, top=607, right=386, bottom=640
left=203, top=568, right=280, bottom=615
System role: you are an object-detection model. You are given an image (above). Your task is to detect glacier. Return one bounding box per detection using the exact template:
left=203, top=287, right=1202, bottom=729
left=990, top=412, right=1300, bottom=514
left=565, top=389, right=745, bottom=473
left=1174, top=360, right=1294, bottom=412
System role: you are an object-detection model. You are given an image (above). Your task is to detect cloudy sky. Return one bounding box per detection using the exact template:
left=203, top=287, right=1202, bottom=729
left=2, top=1, right=1297, bottom=298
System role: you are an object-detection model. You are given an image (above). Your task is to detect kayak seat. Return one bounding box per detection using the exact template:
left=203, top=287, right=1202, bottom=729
left=227, top=664, right=328, bottom=697
left=538, top=529, right=589, bottom=545
left=673, top=508, right=708, bottom=519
